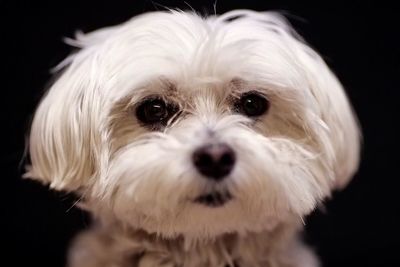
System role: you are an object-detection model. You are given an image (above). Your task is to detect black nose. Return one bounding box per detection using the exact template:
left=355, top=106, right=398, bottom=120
left=192, top=143, right=236, bottom=181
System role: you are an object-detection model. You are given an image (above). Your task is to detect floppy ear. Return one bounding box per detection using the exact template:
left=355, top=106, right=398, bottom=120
left=295, top=40, right=361, bottom=190
left=25, top=71, right=98, bottom=191
left=24, top=28, right=116, bottom=191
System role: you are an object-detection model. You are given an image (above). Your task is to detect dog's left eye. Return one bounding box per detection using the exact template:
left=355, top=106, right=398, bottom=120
left=136, top=98, right=178, bottom=126
left=235, top=92, right=270, bottom=117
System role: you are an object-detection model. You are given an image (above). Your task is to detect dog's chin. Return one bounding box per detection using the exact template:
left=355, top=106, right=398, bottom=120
left=193, top=190, right=232, bottom=207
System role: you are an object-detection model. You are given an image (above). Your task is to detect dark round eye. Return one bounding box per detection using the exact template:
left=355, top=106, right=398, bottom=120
left=136, top=98, right=177, bottom=125
left=236, top=92, right=270, bottom=117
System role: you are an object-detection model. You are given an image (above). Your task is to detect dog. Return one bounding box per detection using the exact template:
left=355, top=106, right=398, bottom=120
left=25, top=9, right=361, bottom=267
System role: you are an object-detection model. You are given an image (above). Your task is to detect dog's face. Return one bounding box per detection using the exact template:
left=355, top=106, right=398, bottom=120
left=26, top=10, right=360, bottom=238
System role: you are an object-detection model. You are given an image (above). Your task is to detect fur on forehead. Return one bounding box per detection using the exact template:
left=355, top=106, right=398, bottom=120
left=61, top=10, right=316, bottom=103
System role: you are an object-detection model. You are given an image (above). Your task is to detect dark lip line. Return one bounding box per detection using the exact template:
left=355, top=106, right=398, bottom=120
left=194, top=191, right=233, bottom=207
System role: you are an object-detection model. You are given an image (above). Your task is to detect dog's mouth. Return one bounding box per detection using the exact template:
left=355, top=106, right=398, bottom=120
left=194, top=191, right=232, bottom=207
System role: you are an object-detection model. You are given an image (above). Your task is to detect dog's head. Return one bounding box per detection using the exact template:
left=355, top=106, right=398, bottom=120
left=26, top=10, right=360, bottom=238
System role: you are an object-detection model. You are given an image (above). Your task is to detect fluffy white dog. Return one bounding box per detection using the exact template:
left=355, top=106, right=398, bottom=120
left=26, top=9, right=361, bottom=267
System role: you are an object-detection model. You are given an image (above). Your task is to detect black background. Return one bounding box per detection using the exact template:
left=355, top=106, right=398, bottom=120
left=4, top=1, right=399, bottom=267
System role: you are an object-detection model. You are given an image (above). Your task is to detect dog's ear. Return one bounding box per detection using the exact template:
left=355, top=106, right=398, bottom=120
left=295, top=42, right=361, bottom=190
left=23, top=29, right=116, bottom=191
left=24, top=70, right=101, bottom=191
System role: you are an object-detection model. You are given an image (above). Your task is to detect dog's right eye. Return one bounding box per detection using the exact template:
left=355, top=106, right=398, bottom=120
left=136, top=97, right=178, bottom=126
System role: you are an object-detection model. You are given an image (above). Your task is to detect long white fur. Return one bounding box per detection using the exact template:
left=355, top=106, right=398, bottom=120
left=26, top=10, right=360, bottom=267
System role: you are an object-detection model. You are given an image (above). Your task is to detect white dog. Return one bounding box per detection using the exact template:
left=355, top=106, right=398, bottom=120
left=25, top=10, right=360, bottom=267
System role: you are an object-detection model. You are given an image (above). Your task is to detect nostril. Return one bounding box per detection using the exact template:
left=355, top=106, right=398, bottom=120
left=194, top=153, right=213, bottom=168
left=220, top=152, right=235, bottom=166
left=192, top=143, right=236, bottom=180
